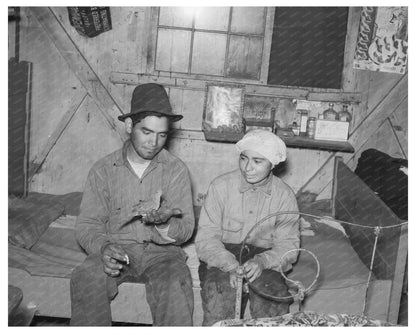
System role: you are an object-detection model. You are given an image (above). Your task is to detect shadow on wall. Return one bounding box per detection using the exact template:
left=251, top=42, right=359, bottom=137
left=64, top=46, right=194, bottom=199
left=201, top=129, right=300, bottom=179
left=273, top=160, right=288, bottom=178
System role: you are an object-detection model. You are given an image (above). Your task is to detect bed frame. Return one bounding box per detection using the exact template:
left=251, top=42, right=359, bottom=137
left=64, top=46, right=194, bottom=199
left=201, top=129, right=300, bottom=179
left=8, top=158, right=407, bottom=325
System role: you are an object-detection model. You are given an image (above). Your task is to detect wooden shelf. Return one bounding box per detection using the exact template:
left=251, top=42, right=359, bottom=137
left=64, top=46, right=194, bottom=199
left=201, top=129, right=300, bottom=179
left=278, top=135, right=355, bottom=153
left=170, top=129, right=354, bottom=153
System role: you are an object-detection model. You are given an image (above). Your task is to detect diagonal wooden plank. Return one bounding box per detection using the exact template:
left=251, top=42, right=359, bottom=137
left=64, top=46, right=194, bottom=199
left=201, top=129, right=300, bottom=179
left=387, top=103, right=408, bottom=159
left=28, top=90, right=87, bottom=180
left=349, top=74, right=407, bottom=146
left=29, top=7, right=127, bottom=141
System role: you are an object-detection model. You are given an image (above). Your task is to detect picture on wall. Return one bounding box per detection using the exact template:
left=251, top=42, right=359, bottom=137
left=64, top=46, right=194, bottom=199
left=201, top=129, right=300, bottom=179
left=353, top=7, right=408, bottom=74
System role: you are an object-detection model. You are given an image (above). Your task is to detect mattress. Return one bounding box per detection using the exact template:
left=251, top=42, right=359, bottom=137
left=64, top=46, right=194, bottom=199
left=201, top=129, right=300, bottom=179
left=8, top=211, right=392, bottom=322
left=9, top=215, right=201, bottom=286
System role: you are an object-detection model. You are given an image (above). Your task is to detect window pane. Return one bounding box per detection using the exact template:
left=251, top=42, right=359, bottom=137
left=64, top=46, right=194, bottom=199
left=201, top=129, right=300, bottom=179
left=194, top=7, right=230, bottom=31
left=268, top=7, right=348, bottom=88
left=155, top=28, right=191, bottom=73
left=158, top=7, right=194, bottom=28
left=191, top=32, right=227, bottom=76
left=226, top=35, right=263, bottom=80
left=231, top=7, right=265, bottom=34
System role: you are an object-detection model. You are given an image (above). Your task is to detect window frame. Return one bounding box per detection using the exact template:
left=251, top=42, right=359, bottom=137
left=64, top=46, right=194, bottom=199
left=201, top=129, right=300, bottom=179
left=144, top=7, right=358, bottom=94
left=146, top=7, right=275, bottom=85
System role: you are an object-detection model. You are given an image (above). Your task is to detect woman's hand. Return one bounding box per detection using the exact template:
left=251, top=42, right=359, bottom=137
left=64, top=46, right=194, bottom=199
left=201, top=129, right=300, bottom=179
left=229, top=270, right=240, bottom=289
left=243, top=259, right=264, bottom=283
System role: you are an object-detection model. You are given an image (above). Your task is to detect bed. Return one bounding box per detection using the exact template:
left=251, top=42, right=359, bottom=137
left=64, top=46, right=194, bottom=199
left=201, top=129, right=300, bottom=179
left=8, top=158, right=407, bottom=325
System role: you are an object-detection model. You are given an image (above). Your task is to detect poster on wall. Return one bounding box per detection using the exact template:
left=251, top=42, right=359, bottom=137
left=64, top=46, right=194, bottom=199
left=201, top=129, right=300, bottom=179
left=353, top=7, right=408, bottom=74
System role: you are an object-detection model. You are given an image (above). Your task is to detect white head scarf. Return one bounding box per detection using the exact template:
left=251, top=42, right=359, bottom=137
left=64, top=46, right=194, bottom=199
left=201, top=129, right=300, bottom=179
left=236, top=130, right=287, bottom=166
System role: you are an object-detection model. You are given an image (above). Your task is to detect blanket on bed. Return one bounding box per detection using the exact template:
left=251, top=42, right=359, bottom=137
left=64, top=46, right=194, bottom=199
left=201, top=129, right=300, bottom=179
left=8, top=192, right=82, bottom=249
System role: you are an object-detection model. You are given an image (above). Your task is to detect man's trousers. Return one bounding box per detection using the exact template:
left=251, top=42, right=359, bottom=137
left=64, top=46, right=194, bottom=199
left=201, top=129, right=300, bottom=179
left=70, top=242, right=194, bottom=326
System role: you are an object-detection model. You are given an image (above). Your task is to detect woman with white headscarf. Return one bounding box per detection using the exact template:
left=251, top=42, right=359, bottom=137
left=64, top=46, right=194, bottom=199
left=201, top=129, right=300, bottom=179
left=195, top=129, right=300, bottom=326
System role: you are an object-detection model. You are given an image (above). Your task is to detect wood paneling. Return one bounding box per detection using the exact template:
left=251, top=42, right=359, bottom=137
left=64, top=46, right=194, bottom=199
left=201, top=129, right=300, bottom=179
left=19, top=11, right=84, bottom=163
left=349, top=75, right=407, bottom=147
left=31, top=95, right=122, bottom=194
left=15, top=7, right=407, bottom=203
left=388, top=101, right=408, bottom=158
left=168, top=88, right=205, bottom=130
left=28, top=90, right=87, bottom=180
left=51, top=7, right=146, bottom=75
left=29, top=7, right=127, bottom=141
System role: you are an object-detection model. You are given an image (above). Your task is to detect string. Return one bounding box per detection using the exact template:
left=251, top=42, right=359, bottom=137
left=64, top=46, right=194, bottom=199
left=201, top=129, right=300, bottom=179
left=362, top=226, right=381, bottom=315
left=238, top=211, right=407, bottom=310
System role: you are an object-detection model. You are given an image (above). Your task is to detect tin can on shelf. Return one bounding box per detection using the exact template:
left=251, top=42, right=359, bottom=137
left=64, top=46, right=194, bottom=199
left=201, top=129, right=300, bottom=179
left=307, top=117, right=316, bottom=138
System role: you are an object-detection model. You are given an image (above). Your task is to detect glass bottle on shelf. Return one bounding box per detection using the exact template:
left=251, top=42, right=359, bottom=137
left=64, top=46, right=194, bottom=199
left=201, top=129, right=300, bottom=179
left=323, top=103, right=339, bottom=120
left=339, top=104, right=352, bottom=123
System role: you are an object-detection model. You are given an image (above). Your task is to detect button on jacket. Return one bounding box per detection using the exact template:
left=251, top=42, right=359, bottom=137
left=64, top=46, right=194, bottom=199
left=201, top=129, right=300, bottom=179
left=76, top=141, right=195, bottom=255
left=195, top=169, right=300, bottom=273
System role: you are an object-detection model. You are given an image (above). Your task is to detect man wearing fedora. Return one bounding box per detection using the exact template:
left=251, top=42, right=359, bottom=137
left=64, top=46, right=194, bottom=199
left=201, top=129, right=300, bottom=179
left=70, top=83, right=195, bottom=326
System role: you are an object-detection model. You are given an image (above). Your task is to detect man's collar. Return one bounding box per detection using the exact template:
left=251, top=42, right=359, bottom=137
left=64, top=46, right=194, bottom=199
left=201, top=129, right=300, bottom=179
left=239, top=172, right=273, bottom=195
left=114, top=140, right=168, bottom=167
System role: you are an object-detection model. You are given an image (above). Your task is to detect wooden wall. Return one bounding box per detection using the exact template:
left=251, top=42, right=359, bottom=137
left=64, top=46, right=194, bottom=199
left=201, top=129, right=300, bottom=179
left=16, top=7, right=407, bottom=205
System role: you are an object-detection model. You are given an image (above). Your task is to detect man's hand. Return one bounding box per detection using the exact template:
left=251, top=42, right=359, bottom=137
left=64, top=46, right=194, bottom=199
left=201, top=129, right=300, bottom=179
left=243, top=259, right=264, bottom=283
left=142, top=203, right=182, bottom=225
left=101, top=243, right=128, bottom=277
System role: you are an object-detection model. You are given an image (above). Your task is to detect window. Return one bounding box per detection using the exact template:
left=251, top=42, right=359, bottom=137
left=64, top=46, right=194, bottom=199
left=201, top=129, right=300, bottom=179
left=268, top=7, right=349, bottom=89
left=154, top=7, right=267, bottom=80
left=150, top=7, right=350, bottom=91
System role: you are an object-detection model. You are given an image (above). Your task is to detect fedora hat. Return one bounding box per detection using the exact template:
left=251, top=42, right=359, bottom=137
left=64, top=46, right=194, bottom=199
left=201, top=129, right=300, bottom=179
left=118, top=83, right=183, bottom=123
